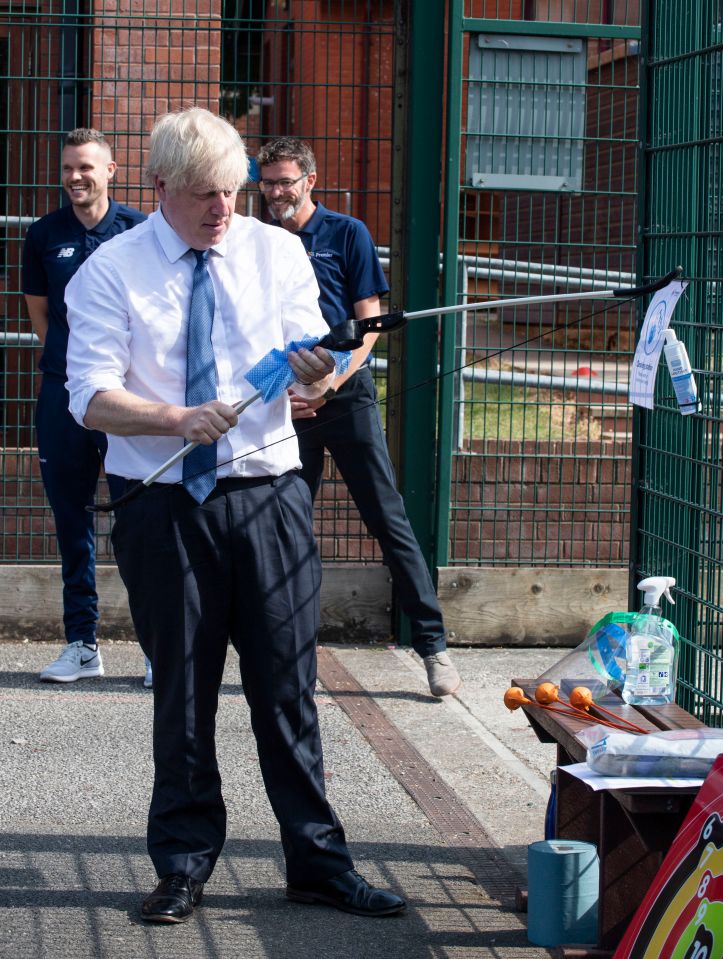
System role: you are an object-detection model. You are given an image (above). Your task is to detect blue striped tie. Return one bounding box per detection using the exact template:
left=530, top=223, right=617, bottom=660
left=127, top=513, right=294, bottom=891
left=183, top=249, right=218, bottom=503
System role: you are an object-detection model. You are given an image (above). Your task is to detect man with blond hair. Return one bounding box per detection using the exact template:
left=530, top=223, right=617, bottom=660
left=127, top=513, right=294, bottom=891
left=64, top=107, right=405, bottom=924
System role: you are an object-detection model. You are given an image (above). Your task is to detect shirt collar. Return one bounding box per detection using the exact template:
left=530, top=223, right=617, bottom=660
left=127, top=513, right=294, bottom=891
left=151, top=206, right=231, bottom=263
left=296, top=201, right=326, bottom=235
left=66, top=198, right=117, bottom=235
left=271, top=201, right=326, bottom=235
left=90, top=198, right=119, bottom=236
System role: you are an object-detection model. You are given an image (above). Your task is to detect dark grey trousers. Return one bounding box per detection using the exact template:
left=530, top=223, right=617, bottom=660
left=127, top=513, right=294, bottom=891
left=295, top=365, right=446, bottom=657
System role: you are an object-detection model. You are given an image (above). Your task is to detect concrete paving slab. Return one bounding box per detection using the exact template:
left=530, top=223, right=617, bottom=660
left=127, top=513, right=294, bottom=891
left=330, top=645, right=561, bottom=877
left=0, top=641, right=558, bottom=958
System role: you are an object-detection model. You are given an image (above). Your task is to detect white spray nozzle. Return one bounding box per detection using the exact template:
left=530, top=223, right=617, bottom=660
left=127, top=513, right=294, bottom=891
left=637, top=575, right=676, bottom=607
left=664, top=329, right=678, bottom=346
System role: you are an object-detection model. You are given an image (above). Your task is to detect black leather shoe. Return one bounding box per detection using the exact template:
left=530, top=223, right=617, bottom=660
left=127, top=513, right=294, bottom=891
left=286, top=868, right=406, bottom=917
left=141, top=874, right=205, bottom=923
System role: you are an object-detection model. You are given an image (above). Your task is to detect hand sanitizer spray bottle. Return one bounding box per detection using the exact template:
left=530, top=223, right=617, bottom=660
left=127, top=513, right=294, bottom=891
left=664, top=330, right=701, bottom=415
left=622, top=576, right=678, bottom=705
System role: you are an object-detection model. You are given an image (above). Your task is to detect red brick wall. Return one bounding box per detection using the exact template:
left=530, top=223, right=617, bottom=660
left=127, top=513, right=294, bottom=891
left=91, top=0, right=223, bottom=211
left=1, top=438, right=631, bottom=566
left=0, top=450, right=114, bottom=562
left=4, top=2, right=224, bottom=444
left=309, top=438, right=631, bottom=568
left=257, top=0, right=396, bottom=243
left=3, top=14, right=65, bottom=443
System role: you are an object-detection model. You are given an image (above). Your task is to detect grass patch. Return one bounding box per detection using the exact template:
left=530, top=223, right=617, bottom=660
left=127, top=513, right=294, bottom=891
left=374, top=375, right=601, bottom=443
left=464, top=383, right=602, bottom=442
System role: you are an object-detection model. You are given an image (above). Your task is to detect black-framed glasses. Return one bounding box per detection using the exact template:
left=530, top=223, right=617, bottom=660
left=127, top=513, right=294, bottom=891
left=257, top=174, right=306, bottom=192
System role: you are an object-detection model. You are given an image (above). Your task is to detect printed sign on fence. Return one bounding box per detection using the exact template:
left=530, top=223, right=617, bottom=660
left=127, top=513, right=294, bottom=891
left=629, top=280, right=688, bottom=409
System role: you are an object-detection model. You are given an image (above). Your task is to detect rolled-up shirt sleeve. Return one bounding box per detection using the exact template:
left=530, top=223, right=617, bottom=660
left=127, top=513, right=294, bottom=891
left=65, top=251, right=132, bottom=426
left=60, top=210, right=327, bottom=481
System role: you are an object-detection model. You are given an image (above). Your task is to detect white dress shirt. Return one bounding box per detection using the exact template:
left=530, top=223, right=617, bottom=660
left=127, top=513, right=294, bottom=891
left=65, top=209, right=327, bottom=481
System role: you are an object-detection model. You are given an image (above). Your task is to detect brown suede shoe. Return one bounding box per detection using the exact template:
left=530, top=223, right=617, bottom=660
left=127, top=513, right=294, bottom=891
left=423, top=651, right=462, bottom=697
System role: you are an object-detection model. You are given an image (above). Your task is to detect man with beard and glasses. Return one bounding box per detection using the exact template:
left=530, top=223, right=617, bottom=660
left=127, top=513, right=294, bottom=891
left=22, top=128, right=151, bottom=687
left=256, top=137, right=461, bottom=699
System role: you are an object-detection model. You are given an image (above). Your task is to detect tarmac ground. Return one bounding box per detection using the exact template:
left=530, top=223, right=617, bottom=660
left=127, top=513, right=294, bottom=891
left=0, top=640, right=564, bottom=959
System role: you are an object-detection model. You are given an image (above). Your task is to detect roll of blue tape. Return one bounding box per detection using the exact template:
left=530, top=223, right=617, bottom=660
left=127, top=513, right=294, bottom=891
left=527, top=839, right=599, bottom=947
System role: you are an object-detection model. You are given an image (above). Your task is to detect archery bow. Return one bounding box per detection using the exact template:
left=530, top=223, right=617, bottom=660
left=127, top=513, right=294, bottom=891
left=323, top=266, right=684, bottom=349
left=89, top=266, right=684, bottom=513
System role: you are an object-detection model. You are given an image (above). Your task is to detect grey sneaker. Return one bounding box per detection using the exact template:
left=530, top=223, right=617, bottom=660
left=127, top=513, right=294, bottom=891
left=143, top=656, right=153, bottom=689
left=423, top=651, right=461, bottom=697
left=39, top=640, right=104, bottom=683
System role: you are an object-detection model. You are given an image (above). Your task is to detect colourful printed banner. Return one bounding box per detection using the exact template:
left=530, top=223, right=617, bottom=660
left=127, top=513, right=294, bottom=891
left=613, top=755, right=723, bottom=959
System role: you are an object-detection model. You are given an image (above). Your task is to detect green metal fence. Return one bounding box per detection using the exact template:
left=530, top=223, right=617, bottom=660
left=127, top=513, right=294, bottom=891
left=0, top=3, right=650, bottom=581
left=635, top=0, right=723, bottom=722
left=0, top=0, right=399, bottom=568
left=4, top=0, right=723, bottom=716
left=433, top=1, right=642, bottom=571
left=0, top=2, right=648, bottom=579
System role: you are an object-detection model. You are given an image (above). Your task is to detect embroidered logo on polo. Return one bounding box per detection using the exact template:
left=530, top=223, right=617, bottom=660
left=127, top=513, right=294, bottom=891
left=57, top=247, right=76, bottom=258
left=308, top=250, right=334, bottom=259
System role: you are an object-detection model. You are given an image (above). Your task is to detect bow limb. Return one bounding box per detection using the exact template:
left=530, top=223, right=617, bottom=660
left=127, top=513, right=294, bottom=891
left=88, top=391, right=263, bottom=513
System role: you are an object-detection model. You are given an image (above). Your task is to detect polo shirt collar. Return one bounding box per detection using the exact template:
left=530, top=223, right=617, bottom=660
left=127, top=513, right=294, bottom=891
left=64, top=198, right=117, bottom=235
left=296, top=201, right=327, bottom=235
left=91, top=198, right=119, bottom=237
left=151, top=206, right=230, bottom=264
left=271, top=201, right=327, bottom=235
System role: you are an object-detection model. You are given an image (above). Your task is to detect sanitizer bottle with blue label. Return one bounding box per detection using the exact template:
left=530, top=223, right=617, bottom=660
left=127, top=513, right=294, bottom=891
left=622, top=576, right=679, bottom=705
left=664, top=330, right=701, bottom=415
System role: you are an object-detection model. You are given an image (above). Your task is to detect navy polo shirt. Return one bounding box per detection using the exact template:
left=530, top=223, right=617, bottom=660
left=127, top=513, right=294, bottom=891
left=291, top=202, right=389, bottom=330
left=22, top=199, right=146, bottom=378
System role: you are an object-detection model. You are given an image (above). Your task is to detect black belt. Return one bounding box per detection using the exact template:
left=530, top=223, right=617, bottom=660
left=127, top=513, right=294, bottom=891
left=120, top=472, right=292, bottom=495
left=213, top=473, right=289, bottom=491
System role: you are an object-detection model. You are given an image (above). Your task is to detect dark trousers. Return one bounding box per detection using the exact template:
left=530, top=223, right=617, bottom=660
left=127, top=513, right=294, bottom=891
left=111, top=472, right=353, bottom=884
left=36, top=376, right=125, bottom=644
left=294, top=365, right=446, bottom=658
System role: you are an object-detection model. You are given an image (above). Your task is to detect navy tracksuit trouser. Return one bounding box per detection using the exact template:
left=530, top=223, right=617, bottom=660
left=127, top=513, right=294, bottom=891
left=36, top=375, right=124, bottom=644
left=294, top=366, right=446, bottom=658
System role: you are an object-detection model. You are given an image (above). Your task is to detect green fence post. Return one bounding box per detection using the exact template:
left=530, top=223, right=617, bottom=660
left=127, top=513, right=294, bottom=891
left=434, top=0, right=465, bottom=574
left=395, top=0, right=447, bottom=646
left=636, top=0, right=723, bottom=720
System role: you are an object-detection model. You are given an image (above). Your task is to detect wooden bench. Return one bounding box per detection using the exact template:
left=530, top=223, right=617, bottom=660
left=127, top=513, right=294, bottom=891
left=513, top=677, right=706, bottom=959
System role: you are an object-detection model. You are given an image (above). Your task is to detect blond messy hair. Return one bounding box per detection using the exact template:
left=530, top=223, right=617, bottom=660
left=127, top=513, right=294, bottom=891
left=145, top=107, right=248, bottom=194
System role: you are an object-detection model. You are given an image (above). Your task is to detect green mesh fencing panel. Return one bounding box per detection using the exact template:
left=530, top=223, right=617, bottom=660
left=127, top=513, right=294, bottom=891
left=637, top=0, right=723, bottom=722
left=440, top=2, right=641, bottom=569
left=0, top=0, right=398, bottom=567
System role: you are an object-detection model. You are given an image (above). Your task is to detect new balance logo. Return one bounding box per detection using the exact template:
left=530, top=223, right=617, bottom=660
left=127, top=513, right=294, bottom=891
left=57, top=247, right=76, bottom=258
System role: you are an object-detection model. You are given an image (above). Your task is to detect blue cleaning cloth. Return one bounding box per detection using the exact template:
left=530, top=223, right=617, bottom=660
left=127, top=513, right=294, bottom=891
left=244, top=336, right=351, bottom=403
